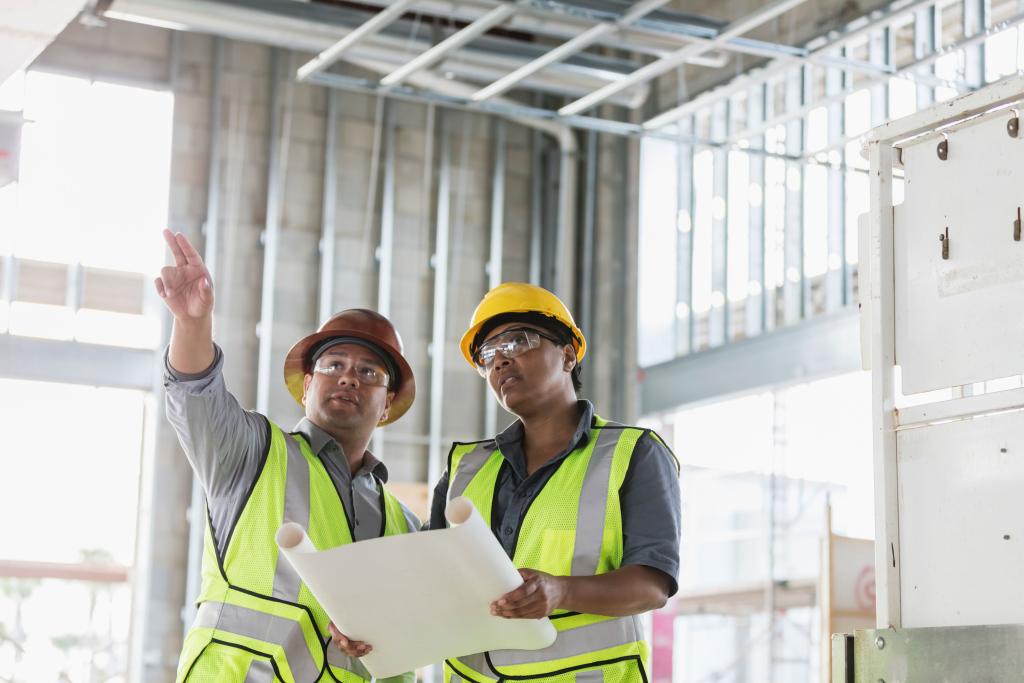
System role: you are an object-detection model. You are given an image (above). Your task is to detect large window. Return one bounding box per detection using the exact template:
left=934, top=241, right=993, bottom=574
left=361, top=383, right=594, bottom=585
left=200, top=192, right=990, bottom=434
left=0, top=70, right=173, bottom=347
left=649, top=372, right=873, bottom=683
left=0, top=379, right=145, bottom=682
left=638, top=0, right=1024, bottom=366
left=0, top=70, right=173, bottom=683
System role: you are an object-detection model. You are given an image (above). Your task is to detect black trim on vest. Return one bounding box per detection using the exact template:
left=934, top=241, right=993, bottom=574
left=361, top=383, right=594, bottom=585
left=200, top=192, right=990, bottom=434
left=445, top=438, right=497, bottom=528
left=644, top=428, right=681, bottom=474
left=447, top=439, right=497, bottom=477
left=207, top=506, right=229, bottom=583
left=293, top=431, right=357, bottom=539
left=208, top=638, right=285, bottom=682
left=227, top=582, right=337, bottom=682
left=445, top=658, right=488, bottom=683
left=192, top=423, right=351, bottom=683
left=547, top=611, right=581, bottom=619
left=220, top=414, right=274, bottom=562
left=489, top=460, right=508, bottom=534
left=483, top=652, right=648, bottom=682
left=376, top=478, right=387, bottom=538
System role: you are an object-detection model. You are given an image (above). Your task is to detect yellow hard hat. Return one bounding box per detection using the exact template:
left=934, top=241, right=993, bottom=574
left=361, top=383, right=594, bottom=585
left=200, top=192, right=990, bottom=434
left=459, top=282, right=587, bottom=368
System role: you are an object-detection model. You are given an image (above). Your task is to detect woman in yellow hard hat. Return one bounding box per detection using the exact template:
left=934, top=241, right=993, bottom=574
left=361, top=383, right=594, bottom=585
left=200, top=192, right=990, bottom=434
left=430, top=282, right=681, bottom=683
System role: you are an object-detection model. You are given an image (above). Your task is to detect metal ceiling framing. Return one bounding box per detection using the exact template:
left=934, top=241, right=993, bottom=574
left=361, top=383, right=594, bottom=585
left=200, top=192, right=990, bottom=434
left=290, top=0, right=1006, bottom=145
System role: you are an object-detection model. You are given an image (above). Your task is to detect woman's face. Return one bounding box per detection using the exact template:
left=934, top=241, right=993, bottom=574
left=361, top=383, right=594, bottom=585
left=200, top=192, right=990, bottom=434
left=478, top=321, right=576, bottom=414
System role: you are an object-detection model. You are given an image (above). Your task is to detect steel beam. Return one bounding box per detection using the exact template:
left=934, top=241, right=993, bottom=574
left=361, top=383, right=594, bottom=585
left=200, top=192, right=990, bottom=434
left=185, top=35, right=225, bottom=637
left=256, top=48, right=287, bottom=415
left=529, top=124, right=543, bottom=285
left=914, top=5, right=938, bottom=109
left=304, top=70, right=804, bottom=162
left=318, top=89, right=338, bottom=325
left=378, top=107, right=396, bottom=318
left=0, top=335, right=155, bottom=390
left=709, top=99, right=729, bottom=347
left=963, top=0, right=990, bottom=89
left=484, top=119, right=506, bottom=437
left=521, top=0, right=883, bottom=71
left=203, top=37, right=224, bottom=279
left=825, top=53, right=846, bottom=312
left=472, top=0, right=673, bottom=102
left=643, top=0, right=947, bottom=130
left=579, top=129, right=597, bottom=378
left=560, top=0, right=811, bottom=117
left=427, top=122, right=452, bottom=486
left=801, top=12, right=1024, bottom=159
left=746, top=84, right=767, bottom=338
left=381, top=4, right=517, bottom=87
left=297, top=0, right=419, bottom=82
left=638, top=310, right=860, bottom=415
left=782, top=67, right=806, bottom=326
left=677, top=117, right=695, bottom=355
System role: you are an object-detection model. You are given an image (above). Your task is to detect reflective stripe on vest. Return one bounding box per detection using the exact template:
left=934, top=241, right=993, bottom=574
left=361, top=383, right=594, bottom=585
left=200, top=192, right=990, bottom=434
left=446, top=417, right=652, bottom=680
left=448, top=440, right=498, bottom=501
left=194, top=601, right=321, bottom=682
left=458, top=613, right=642, bottom=668
left=177, top=421, right=410, bottom=683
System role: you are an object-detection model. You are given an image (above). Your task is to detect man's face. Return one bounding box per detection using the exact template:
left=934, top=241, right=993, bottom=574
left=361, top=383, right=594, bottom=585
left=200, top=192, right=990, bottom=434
left=301, top=343, right=395, bottom=432
left=479, top=322, right=575, bottom=414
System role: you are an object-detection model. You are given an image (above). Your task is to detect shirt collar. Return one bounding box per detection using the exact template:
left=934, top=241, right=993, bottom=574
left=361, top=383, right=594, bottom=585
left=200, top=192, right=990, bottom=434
left=293, top=417, right=390, bottom=482
left=494, top=399, right=595, bottom=456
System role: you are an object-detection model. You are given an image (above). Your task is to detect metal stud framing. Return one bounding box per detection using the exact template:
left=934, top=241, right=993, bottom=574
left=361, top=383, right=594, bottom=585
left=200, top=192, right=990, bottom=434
left=675, top=117, right=695, bottom=356
left=641, top=0, right=1008, bottom=406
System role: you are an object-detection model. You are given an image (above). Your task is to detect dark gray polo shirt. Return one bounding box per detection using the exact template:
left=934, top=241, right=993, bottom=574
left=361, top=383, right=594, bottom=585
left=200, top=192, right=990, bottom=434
left=163, top=344, right=420, bottom=558
left=429, top=400, right=681, bottom=596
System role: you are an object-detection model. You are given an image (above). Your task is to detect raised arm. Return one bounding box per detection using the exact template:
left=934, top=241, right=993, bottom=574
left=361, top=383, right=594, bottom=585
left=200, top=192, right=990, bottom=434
left=155, top=229, right=215, bottom=374
left=155, top=230, right=267, bottom=507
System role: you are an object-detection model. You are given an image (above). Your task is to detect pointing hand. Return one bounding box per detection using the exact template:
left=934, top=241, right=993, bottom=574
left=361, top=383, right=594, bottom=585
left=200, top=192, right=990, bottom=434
left=154, top=229, right=214, bottom=321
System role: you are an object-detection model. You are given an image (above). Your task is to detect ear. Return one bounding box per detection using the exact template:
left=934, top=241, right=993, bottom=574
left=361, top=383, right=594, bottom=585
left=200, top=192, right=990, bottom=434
left=302, top=373, right=313, bottom=406
left=562, top=346, right=576, bottom=371
left=378, top=390, right=395, bottom=425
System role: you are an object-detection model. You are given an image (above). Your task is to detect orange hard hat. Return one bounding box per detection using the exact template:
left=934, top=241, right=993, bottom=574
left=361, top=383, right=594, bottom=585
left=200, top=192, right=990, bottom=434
left=283, top=309, right=415, bottom=425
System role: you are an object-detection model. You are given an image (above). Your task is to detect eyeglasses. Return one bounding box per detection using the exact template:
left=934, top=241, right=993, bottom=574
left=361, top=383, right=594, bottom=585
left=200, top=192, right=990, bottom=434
left=313, top=355, right=391, bottom=387
left=472, top=328, right=562, bottom=376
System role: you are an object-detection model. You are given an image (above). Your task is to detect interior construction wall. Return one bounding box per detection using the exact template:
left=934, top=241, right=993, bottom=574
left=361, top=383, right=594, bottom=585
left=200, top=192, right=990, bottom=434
left=34, top=15, right=639, bottom=682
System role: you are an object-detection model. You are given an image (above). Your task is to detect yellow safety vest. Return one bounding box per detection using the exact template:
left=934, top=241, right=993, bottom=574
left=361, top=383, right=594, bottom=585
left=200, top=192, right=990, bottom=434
left=176, top=421, right=411, bottom=683
left=444, top=416, right=669, bottom=683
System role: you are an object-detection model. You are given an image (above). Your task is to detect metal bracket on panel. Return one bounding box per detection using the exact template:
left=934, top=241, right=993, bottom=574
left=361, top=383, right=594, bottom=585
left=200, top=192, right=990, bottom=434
left=940, top=226, right=950, bottom=260
left=831, top=633, right=854, bottom=683
left=1008, top=111, right=1020, bottom=138
left=850, top=625, right=1024, bottom=682
left=936, top=136, right=949, bottom=161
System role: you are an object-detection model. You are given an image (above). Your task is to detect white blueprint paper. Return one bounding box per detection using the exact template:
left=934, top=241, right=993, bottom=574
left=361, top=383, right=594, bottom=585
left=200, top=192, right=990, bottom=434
left=276, top=496, right=557, bottom=679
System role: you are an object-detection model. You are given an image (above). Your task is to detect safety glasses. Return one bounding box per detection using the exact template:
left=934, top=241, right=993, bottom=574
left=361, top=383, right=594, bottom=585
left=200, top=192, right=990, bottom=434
left=313, top=354, right=391, bottom=387
left=472, top=327, right=562, bottom=376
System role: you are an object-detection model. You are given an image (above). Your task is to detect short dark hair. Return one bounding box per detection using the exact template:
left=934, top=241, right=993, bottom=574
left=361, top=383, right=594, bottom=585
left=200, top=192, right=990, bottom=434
left=474, top=312, right=583, bottom=395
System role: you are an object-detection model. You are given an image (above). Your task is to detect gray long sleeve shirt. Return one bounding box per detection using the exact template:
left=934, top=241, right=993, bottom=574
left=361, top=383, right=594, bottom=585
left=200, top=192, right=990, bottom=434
left=163, top=344, right=420, bottom=559
left=429, top=400, right=682, bottom=596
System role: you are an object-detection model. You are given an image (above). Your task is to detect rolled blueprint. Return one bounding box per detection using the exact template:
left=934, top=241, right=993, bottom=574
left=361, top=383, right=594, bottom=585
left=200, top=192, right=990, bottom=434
left=276, top=496, right=557, bottom=678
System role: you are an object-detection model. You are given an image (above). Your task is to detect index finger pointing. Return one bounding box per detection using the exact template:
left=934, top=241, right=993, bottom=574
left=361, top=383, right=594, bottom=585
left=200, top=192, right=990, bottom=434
left=174, top=231, right=205, bottom=267
left=163, top=229, right=187, bottom=267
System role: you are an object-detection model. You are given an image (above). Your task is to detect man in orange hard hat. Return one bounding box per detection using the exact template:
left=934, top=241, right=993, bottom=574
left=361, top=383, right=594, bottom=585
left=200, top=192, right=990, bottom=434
left=155, top=229, right=417, bottom=683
